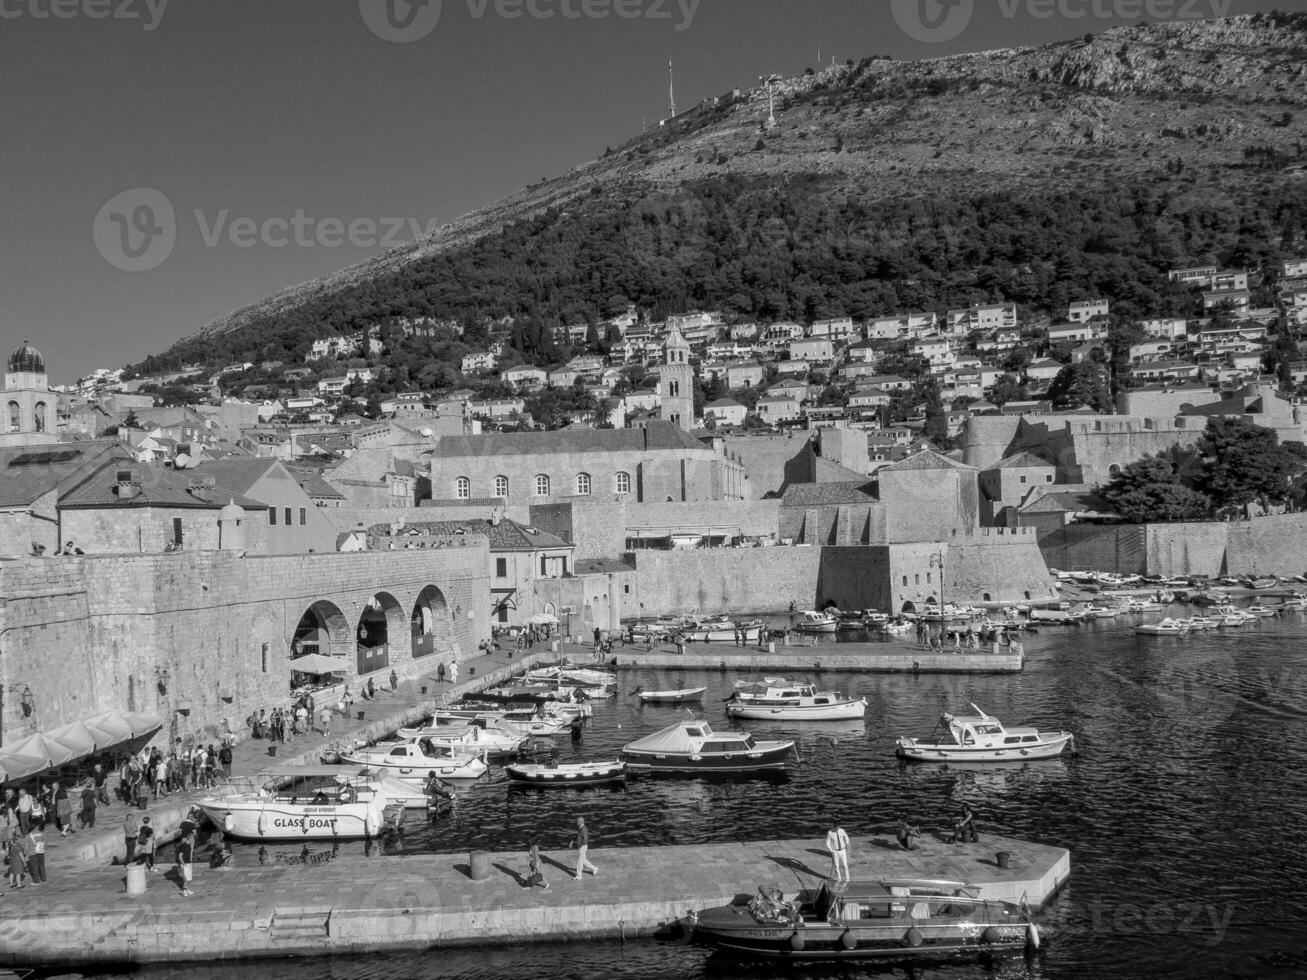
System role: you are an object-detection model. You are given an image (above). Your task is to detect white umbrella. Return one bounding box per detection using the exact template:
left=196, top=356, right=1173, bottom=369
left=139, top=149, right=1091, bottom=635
left=290, top=653, right=348, bottom=674
left=528, top=613, right=559, bottom=625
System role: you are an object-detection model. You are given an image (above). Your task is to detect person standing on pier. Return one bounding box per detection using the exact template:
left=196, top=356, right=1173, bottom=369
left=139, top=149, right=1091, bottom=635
left=389, top=669, right=399, bottom=693
left=825, top=824, right=850, bottom=880
left=176, top=829, right=195, bottom=897
left=571, top=816, right=598, bottom=880
left=123, top=810, right=139, bottom=865
left=137, top=816, right=158, bottom=871
left=527, top=837, right=549, bottom=890
left=24, top=825, right=46, bottom=885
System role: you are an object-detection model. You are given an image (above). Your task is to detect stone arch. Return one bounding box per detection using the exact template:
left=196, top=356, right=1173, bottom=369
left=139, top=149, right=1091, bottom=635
left=357, top=591, right=405, bottom=676
left=901, top=600, right=916, bottom=613
left=411, top=584, right=456, bottom=660
left=291, top=599, right=350, bottom=664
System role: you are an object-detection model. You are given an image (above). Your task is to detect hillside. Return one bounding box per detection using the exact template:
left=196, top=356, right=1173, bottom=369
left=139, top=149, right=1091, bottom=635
left=144, top=11, right=1307, bottom=372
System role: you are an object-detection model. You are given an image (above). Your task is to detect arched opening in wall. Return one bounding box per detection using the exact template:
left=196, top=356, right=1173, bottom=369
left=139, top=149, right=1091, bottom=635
left=1108, top=464, right=1121, bottom=478
left=411, top=585, right=455, bottom=660
left=356, top=592, right=404, bottom=676
left=1024, top=591, right=1032, bottom=600
left=983, top=592, right=992, bottom=602
left=901, top=601, right=916, bottom=614
left=292, top=600, right=349, bottom=665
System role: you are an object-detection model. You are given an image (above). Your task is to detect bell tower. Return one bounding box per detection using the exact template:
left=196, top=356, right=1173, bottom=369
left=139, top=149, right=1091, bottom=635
left=1, top=341, right=58, bottom=447
left=659, top=328, right=694, bottom=431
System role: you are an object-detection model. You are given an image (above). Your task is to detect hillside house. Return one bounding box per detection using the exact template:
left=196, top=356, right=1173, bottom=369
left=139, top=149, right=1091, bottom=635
left=1068, top=299, right=1109, bottom=323
left=703, top=398, right=747, bottom=427
left=808, top=317, right=856, bottom=342
left=1168, top=265, right=1218, bottom=287
left=1048, top=321, right=1107, bottom=344
left=726, top=361, right=765, bottom=389
left=461, top=351, right=498, bottom=374
left=755, top=395, right=802, bottom=425
left=868, top=312, right=936, bottom=340
left=790, top=338, right=835, bottom=363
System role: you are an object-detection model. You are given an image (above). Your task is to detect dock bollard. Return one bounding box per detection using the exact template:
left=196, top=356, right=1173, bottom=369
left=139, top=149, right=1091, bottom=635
left=126, top=864, right=147, bottom=896
left=469, top=850, right=491, bottom=881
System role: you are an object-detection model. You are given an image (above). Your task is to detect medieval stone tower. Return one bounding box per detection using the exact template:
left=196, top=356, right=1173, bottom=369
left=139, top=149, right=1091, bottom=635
left=659, top=327, right=694, bottom=431
left=2, top=341, right=58, bottom=447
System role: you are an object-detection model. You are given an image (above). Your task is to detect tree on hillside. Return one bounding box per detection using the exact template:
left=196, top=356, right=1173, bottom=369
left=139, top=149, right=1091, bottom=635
left=1047, top=362, right=1111, bottom=412
left=1194, top=417, right=1307, bottom=509
left=1099, top=456, right=1212, bottom=523
left=989, top=374, right=1026, bottom=409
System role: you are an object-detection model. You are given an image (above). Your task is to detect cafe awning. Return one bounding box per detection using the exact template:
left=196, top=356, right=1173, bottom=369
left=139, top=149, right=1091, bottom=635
left=290, top=653, right=349, bottom=674
left=0, top=709, right=163, bottom=784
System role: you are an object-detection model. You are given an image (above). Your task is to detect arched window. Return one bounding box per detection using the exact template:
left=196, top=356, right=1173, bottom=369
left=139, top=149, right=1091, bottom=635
left=534, top=474, right=550, bottom=497
left=669, top=381, right=680, bottom=397
left=494, top=476, right=509, bottom=498
left=454, top=477, right=470, bottom=500
left=33, top=402, right=45, bottom=433
left=575, top=473, right=591, bottom=496
left=7, top=402, right=18, bottom=432
left=669, top=413, right=680, bottom=427
left=615, top=471, right=631, bottom=494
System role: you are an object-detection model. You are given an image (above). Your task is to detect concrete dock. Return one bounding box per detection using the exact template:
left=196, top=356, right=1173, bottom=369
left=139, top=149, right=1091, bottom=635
left=0, top=831, right=1068, bottom=967
left=615, top=639, right=1025, bottom=673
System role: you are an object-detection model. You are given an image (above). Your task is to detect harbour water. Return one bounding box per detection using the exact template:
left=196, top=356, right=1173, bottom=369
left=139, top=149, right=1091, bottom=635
left=82, top=612, right=1307, bottom=980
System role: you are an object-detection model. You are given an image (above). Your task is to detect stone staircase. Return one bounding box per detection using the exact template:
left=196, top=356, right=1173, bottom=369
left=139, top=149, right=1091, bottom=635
left=270, top=908, right=331, bottom=943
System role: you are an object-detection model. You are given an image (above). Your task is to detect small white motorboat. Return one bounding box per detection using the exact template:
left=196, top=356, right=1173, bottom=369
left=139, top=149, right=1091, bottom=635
left=725, top=678, right=866, bottom=721
left=634, top=685, right=707, bottom=704
left=621, top=720, right=795, bottom=772
left=1244, top=604, right=1277, bottom=618
left=339, top=736, right=488, bottom=781
left=1212, top=604, right=1255, bottom=625
left=1279, top=595, right=1307, bottom=611
left=792, top=610, right=838, bottom=632
left=1183, top=616, right=1217, bottom=630
left=505, top=759, right=626, bottom=787
left=677, top=617, right=766, bottom=643
left=523, top=665, right=617, bottom=690
left=895, top=704, right=1074, bottom=762
left=1135, top=618, right=1189, bottom=635
left=883, top=621, right=912, bottom=635
left=395, top=721, right=526, bottom=757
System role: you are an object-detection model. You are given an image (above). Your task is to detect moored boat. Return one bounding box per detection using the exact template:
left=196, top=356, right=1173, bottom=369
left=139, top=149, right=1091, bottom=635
left=621, top=720, right=795, bottom=772
left=793, top=610, right=838, bottom=632
left=339, top=736, right=488, bottom=781
left=725, top=678, right=866, bottom=721
left=683, top=878, right=1039, bottom=961
left=1135, top=617, right=1188, bottom=635
left=196, top=766, right=409, bottom=841
left=633, top=685, right=707, bottom=704
left=678, top=617, right=765, bottom=643
left=895, top=704, right=1073, bottom=762
left=394, top=721, right=526, bottom=757
left=505, top=759, right=626, bottom=787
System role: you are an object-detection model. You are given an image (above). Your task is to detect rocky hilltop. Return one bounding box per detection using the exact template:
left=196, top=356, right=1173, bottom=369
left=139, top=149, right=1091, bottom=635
left=157, top=12, right=1307, bottom=365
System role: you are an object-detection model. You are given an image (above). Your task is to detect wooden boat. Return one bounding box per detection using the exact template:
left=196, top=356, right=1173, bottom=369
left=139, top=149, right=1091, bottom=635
left=1135, top=617, right=1189, bottom=635
left=634, top=685, right=707, bottom=704
left=523, top=665, right=617, bottom=690
left=475, top=684, right=590, bottom=705
left=895, top=704, right=1074, bottom=762
left=431, top=707, right=571, bottom=736
left=792, top=610, right=838, bottom=632
left=196, top=765, right=416, bottom=841
left=621, top=720, right=795, bottom=773
left=505, top=759, right=626, bottom=787
left=725, top=679, right=866, bottom=721
left=339, top=736, right=488, bottom=781
left=684, top=878, right=1039, bottom=961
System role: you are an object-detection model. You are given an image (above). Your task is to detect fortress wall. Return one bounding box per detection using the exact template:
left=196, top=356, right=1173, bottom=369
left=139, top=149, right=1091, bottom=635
left=1035, top=524, right=1148, bottom=574
left=1143, top=523, right=1231, bottom=578
left=1066, top=419, right=1204, bottom=486
left=960, top=416, right=1024, bottom=470
left=1223, top=514, right=1307, bottom=576
left=0, top=548, right=490, bottom=746
left=945, top=530, right=1059, bottom=604
left=721, top=432, right=807, bottom=498
left=630, top=547, right=823, bottom=615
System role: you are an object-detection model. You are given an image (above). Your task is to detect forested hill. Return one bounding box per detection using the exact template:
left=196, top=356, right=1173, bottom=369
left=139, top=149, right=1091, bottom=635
left=142, top=12, right=1307, bottom=373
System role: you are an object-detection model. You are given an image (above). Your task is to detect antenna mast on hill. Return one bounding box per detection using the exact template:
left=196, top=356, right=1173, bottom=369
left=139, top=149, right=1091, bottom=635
left=668, top=60, right=676, bottom=118
left=760, top=74, right=780, bottom=129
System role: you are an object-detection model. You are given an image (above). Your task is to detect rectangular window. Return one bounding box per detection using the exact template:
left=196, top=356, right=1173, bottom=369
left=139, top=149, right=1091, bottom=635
left=1019, top=475, right=1027, bottom=484
left=284, top=507, right=292, bottom=526
left=261, top=642, right=269, bottom=674
left=172, top=517, right=183, bottom=547
left=299, top=507, right=307, bottom=526
left=496, top=557, right=507, bottom=578
left=541, top=556, right=548, bottom=576
left=269, top=508, right=277, bottom=526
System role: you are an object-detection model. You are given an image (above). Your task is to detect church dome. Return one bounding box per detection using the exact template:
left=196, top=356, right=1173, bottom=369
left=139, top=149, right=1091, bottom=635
left=7, top=342, right=45, bottom=374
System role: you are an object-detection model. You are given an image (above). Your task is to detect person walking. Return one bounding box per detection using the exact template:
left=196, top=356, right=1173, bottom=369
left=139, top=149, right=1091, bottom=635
left=53, top=782, right=75, bottom=836
left=80, top=782, right=97, bottom=829
left=137, top=816, right=157, bottom=871
left=825, top=824, right=851, bottom=881
left=449, top=661, right=459, bottom=685
left=25, top=826, right=46, bottom=885
left=175, top=829, right=195, bottom=897
left=571, top=816, right=598, bottom=880
left=527, top=837, right=549, bottom=890
left=15, top=788, right=32, bottom=834
left=123, top=810, right=139, bottom=865
left=93, top=764, right=110, bottom=806
left=319, top=707, right=333, bottom=738
left=389, top=669, right=399, bottom=693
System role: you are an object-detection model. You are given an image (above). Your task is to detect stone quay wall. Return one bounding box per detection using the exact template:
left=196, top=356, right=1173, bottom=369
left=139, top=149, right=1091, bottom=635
left=0, top=546, right=491, bottom=748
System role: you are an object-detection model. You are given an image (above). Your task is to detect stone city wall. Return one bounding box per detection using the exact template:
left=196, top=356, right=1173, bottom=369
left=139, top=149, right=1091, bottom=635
left=0, top=547, right=491, bottom=747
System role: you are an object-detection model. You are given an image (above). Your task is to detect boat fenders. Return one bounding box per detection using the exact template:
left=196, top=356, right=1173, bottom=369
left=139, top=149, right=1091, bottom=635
left=903, top=927, right=923, bottom=947
left=789, top=932, right=805, bottom=951
left=840, top=929, right=857, bottom=950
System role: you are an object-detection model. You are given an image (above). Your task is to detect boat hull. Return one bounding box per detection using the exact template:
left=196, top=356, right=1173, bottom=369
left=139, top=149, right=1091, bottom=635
left=727, top=699, right=866, bottom=721
left=505, top=762, right=626, bottom=787
left=338, top=753, right=487, bottom=781
left=695, top=928, right=1029, bottom=961
left=895, top=733, right=1073, bottom=762
left=197, top=800, right=382, bottom=841
left=639, top=687, right=707, bottom=704
left=622, top=743, right=794, bottom=772
left=682, top=624, right=764, bottom=643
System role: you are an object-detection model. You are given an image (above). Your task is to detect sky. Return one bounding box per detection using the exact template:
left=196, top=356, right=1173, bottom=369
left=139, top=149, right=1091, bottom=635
left=0, top=0, right=1288, bottom=382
